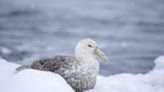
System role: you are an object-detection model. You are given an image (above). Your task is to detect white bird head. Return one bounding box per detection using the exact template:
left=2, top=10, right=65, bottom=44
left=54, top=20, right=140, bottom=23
left=75, top=39, right=108, bottom=62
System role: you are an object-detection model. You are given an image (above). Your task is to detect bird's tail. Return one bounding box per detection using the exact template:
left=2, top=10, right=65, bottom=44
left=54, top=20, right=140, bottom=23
left=16, top=65, right=31, bottom=72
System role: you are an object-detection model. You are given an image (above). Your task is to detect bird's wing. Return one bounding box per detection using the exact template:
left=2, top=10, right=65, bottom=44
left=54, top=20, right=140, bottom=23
left=30, top=55, right=74, bottom=73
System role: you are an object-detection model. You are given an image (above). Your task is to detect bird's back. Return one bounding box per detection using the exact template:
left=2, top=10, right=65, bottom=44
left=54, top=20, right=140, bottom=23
left=30, top=55, right=74, bottom=73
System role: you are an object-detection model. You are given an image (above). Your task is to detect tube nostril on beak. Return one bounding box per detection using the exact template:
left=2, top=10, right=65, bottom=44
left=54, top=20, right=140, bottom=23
left=95, top=48, right=108, bottom=62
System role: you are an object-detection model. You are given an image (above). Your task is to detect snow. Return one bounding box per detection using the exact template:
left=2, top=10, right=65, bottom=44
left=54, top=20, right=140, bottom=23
left=0, top=58, right=73, bottom=92
left=0, top=56, right=164, bottom=92
left=154, top=56, right=164, bottom=70
left=4, top=69, right=74, bottom=92
left=0, top=58, right=19, bottom=88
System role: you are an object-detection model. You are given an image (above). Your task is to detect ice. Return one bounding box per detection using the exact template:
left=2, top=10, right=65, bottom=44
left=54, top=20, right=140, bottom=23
left=0, top=58, right=19, bottom=89
left=4, top=69, right=74, bottom=92
left=0, top=56, right=164, bottom=92
left=154, top=55, right=164, bottom=70
left=0, top=59, right=73, bottom=92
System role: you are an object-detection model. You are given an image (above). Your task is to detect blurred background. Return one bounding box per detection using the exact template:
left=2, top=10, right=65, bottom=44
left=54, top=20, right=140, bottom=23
left=0, top=0, right=164, bottom=76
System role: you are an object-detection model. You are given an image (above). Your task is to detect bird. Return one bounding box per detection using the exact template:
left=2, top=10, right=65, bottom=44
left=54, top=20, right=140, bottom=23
left=16, top=39, right=108, bottom=92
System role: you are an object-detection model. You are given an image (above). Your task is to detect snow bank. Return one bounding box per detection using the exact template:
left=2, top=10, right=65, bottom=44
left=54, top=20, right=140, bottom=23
left=88, top=55, right=164, bottom=92
left=0, top=58, right=73, bottom=92
left=0, top=56, right=164, bottom=92
left=0, top=58, right=19, bottom=89
left=4, top=69, right=74, bottom=92
left=154, top=56, right=164, bottom=70
left=88, top=70, right=164, bottom=92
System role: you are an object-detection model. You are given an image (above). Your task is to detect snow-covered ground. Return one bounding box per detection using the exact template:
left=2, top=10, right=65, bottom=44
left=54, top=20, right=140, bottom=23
left=0, top=56, right=164, bottom=92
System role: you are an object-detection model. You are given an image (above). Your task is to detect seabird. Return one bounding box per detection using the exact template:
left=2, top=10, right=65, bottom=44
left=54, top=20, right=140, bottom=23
left=16, top=39, right=108, bottom=92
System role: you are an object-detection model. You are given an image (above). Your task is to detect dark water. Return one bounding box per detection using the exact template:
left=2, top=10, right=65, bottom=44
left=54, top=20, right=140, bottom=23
left=0, top=0, right=164, bottom=76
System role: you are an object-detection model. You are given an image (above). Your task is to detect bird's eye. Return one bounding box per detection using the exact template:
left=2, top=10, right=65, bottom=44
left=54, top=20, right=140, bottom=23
left=88, top=45, right=92, bottom=47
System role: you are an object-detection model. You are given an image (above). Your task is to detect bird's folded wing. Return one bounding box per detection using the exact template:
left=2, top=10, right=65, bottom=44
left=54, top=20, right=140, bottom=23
left=30, top=55, right=74, bottom=72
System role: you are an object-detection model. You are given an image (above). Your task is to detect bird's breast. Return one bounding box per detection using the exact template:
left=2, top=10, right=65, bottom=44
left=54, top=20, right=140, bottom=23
left=61, top=64, right=98, bottom=91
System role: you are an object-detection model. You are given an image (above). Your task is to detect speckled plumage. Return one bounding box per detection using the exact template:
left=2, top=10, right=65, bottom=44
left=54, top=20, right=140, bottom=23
left=16, top=39, right=108, bottom=92
left=30, top=55, right=97, bottom=92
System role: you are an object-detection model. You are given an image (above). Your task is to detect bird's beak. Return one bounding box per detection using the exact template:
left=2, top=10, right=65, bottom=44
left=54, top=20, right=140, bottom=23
left=95, top=47, right=108, bottom=62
